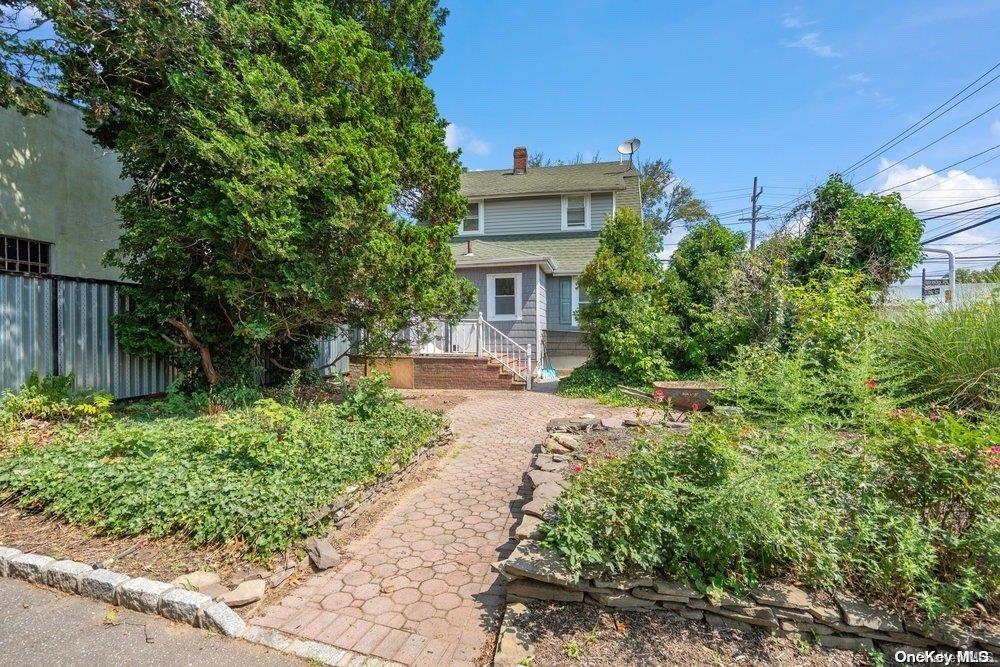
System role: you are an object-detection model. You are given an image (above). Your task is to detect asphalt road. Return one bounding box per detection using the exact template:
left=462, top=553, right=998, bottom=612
left=0, top=578, right=301, bottom=666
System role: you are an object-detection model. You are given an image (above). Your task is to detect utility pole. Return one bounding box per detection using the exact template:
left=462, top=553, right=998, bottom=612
left=739, top=176, right=771, bottom=250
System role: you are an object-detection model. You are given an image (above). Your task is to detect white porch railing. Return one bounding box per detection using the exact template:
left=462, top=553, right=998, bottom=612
left=396, top=314, right=533, bottom=389
left=476, top=313, right=533, bottom=390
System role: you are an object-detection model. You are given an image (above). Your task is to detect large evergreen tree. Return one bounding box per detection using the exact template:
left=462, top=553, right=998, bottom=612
left=3, top=0, right=474, bottom=384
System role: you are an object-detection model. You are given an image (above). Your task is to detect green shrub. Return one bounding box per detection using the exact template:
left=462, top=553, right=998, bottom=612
left=0, top=372, right=113, bottom=431
left=879, top=298, right=1000, bottom=411
left=663, top=219, right=749, bottom=370
left=543, top=411, right=1000, bottom=619
left=0, top=397, right=441, bottom=560
left=556, top=361, right=649, bottom=407
left=783, top=270, right=874, bottom=368
left=577, top=208, right=679, bottom=383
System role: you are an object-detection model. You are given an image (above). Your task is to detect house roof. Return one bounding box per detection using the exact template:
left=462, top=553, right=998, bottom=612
left=460, top=161, right=635, bottom=199
left=450, top=233, right=601, bottom=275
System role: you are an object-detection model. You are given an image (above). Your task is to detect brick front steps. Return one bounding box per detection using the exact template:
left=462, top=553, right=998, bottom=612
left=350, top=354, right=526, bottom=390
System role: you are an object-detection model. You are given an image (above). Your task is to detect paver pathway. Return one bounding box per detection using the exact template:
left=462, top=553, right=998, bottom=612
left=252, top=388, right=639, bottom=665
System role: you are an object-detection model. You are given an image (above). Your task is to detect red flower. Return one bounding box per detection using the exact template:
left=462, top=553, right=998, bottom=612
left=865, top=378, right=878, bottom=390
left=690, top=402, right=702, bottom=412
left=571, top=463, right=582, bottom=474
left=603, top=451, right=617, bottom=460
left=929, top=410, right=940, bottom=422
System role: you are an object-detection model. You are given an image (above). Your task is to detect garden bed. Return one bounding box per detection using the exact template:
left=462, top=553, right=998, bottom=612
left=0, top=376, right=451, bottom=615
left=499, top=600, right=866, bottom=666
left=498, top=415, right=1000, bottom=663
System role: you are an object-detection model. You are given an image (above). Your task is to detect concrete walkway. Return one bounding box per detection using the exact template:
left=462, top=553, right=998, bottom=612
left=0, top=578, right=299, bottom=667
left=252, top=389, right=637, bottom=665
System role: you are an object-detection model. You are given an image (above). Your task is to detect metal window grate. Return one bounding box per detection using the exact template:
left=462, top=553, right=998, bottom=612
left=1, top=235, right=52, bottom=274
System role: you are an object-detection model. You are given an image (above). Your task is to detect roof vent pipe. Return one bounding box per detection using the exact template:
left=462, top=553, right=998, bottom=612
left=465, top=239, right=474, bottom=256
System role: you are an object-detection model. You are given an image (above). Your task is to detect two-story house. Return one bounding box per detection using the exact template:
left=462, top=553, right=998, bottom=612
left=450, top=146, right=641, bottom=375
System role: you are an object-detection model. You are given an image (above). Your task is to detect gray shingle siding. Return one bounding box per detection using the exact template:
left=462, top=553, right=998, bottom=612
left=456, top=265, right=537, bottom=350
left=535, top=265, right=547, bottom=350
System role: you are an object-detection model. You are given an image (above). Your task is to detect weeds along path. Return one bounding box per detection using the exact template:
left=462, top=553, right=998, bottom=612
left=251, top=388, right=639, bottom=666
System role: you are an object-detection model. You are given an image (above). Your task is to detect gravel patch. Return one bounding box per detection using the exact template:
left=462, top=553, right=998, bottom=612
left=514, top=600, right=872, bottom=666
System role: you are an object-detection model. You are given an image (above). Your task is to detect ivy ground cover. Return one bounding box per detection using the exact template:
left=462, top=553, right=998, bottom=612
left=0, top=397, right=441, bottom=560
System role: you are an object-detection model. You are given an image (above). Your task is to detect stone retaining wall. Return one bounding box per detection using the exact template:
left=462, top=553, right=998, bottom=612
left=496, top=416, right=1000, bottom=661
left=307, top=426, right=453, bottom=532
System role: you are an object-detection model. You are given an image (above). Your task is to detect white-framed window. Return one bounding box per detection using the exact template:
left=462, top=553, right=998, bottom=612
left=487, top=273, right=522, bottom=321
left=459, top=200, right=484, bottom=235
left=561, top=194, right=591, bottom=230
left=571, top=277, right=589, bottom=326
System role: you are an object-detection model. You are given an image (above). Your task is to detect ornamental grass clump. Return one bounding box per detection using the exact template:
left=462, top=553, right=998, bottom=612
left=879, top=297, right=1000, bottom=411
left=543, top=411, right=1000, bottom=619
left=0, top=395, right=441, bottom=560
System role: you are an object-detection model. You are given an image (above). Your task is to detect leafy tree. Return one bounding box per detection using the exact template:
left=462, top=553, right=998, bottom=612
left=956, top=261, right=1000, bottom=283
left=663, top=220, right=748, bottom=369
left=792, top=174, right=924, bottom=291
left=577, top=208, right=678, bottom=384
left=7, top=0, right=474, bottom=385
left=638, top=158, right=709, bottom=238
left=0, top=3, right=53, bottom=114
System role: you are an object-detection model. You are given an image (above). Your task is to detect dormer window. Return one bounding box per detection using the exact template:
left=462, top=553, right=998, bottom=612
left=460, top=200, right=484, bottom=235
left=561, top=194, right=591, bottom=230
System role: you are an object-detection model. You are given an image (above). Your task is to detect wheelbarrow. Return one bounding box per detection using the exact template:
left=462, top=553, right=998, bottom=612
left=651, top=381, right=726, bottom=411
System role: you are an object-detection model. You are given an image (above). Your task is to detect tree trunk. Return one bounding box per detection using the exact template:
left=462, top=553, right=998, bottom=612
left=166, top=316, right=222, bottom=386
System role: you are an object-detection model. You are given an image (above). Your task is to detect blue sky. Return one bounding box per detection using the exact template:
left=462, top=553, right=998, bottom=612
left=430, top=1, right=1000, bottom=280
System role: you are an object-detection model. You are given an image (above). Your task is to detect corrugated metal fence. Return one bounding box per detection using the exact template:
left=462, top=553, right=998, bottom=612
left=1, top=273, right=352, bottom=399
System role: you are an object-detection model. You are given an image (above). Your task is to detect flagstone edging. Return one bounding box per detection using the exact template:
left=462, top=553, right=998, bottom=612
left=493, top=416, right=1000, bottom=663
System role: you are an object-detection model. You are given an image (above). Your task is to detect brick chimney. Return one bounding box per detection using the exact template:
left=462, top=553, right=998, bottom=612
left=513, top=146, right=528, bottom=174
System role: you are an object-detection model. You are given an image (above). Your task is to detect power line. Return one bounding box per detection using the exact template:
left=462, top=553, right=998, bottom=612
left=854, top=98, right=1000, bottom=185
left=912, top=194, right=1000, bottom=214
left=841, top=61, right=1000, bottom=176
left=873, top=144, right=1000, bottom=195
left=920, top=200, right=1000, bottom=221
left=921, top=211, right=1000, bottom=244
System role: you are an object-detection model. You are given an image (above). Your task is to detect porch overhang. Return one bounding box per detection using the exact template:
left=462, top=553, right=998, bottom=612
left=453, top=256, right=558, bottom=274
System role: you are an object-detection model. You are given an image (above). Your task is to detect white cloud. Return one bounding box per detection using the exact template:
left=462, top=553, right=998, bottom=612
left=783, top=32, right=840, bottom=58
left=444, top=123, right=491, bottom=157
left=2, top=3, right=44, bottom=29
left=782, top=14, right=814, bottom=29
left=872, top=159, right=1000, bottom=254
left=848, top=72, right=872, bottom=83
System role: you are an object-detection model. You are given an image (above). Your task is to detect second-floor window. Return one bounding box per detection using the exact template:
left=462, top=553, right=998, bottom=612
left=2, top=235, right=52, bottom=275
left=561, top=194, right=591, bottom=230
left=460, top=200, right=484, bottom=235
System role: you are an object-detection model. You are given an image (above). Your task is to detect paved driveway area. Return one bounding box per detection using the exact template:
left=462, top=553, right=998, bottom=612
left=252, top=388, right=640, bottom=665
left=0, top=577, right=298, bottom=667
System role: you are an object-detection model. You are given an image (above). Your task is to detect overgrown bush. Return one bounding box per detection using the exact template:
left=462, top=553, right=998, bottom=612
left=0, top=395, right=441, bottom=560
left=0, top=372, right=113, bottom=431
left=663, top=219, right=749, bottom=369
left=577, top=208, right=679, bottom=384
left=555, top=361, right=648, bottom=406
left=879, top=297, right=1000, bottom=411
left=543, top=411, right=1000, bottom=619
